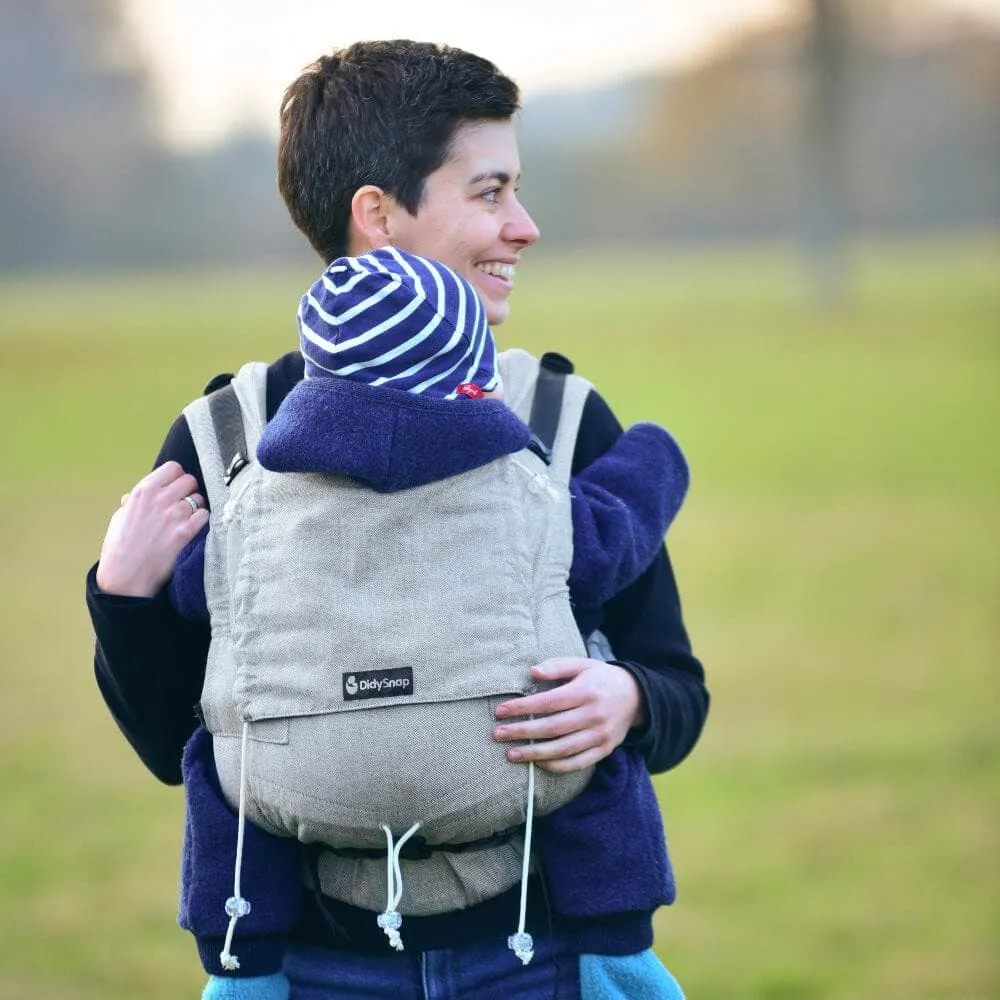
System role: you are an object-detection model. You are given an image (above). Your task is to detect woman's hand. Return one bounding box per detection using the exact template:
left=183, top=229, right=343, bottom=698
left=95, top=461, right=208, bottom=597
left=492, top=658, right=647, bottom=773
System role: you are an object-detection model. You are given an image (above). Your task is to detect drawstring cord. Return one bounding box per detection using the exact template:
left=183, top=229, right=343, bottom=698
left=220, top=721, right=252, bottom=971
left=377, top=821, right=421, bottom=951
left=216, top=727, right=537, bottom=966
left=507, top=760, right=536, bottom=965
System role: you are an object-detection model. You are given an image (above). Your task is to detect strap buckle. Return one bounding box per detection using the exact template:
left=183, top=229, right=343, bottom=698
left=223, top=452, right=248, bottom=486
left=526, top=434, right=552, bottom=465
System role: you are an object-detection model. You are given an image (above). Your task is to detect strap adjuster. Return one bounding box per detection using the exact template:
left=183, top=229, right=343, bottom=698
left=223, top=452, right=248, bottom=486
left=526, top=434, right=552, bottom=465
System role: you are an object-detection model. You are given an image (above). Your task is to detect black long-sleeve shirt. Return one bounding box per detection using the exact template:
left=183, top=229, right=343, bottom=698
left=87, top=351, right=708, bottom=785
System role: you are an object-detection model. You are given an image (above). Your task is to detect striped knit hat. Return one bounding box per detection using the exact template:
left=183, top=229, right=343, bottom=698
left=297, top=246, right=500, bottom=399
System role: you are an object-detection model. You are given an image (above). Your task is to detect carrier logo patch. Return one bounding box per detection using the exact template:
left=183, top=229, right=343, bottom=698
left=343, top=667, right=414, bottom=701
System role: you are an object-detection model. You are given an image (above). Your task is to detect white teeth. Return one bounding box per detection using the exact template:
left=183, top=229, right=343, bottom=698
left=477, top=262, right=515, bottom=281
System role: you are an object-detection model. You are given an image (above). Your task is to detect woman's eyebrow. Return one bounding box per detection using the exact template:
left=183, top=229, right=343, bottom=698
left=468, top=170, right=515, bottom=186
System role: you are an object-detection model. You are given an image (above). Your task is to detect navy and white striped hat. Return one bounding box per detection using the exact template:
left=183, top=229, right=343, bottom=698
left=297, top=246, right=500, bottom=399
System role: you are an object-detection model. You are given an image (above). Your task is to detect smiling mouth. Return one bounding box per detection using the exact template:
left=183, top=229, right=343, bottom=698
left=476, top=262, right=515, bottom=282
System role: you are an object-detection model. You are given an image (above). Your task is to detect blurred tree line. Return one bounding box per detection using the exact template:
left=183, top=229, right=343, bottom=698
left=0, top=0, right=305, bottom=271
left=522, top=0, right=999, bottom=245
left=0, top=0, right=997, bottom=273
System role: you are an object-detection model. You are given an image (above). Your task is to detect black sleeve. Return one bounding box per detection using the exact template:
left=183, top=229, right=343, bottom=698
left=573, top=390, right=709, bottom=775
left=87, top=414, right=211, bottom=785
left=88, top=564, right=208, bottom=785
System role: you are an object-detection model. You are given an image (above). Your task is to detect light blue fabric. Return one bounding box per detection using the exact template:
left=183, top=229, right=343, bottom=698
left=580, top=950, right=685, bottom=999
left=202, top=972, right=291, bottom=1000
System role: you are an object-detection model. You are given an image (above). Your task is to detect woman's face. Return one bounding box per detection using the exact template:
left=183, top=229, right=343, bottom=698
left=382, top=120, right=540, bottom=326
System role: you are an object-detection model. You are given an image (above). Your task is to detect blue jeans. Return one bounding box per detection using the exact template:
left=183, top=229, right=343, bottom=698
left=284, top=933, right=579, bottom=999
left=284, top=937, right=683, bottom=999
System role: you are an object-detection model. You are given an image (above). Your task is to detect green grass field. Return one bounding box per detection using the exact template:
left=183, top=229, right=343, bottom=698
left=0, top=238, right=996, bottom=999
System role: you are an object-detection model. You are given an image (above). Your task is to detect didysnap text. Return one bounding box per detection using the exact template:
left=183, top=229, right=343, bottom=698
left=342, top=667, right=415, bottom=701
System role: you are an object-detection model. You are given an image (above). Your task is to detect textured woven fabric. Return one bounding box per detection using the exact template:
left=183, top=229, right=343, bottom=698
left=193, top=351, right=596, bottom=916
left=298, top=247, right=498, bottom=397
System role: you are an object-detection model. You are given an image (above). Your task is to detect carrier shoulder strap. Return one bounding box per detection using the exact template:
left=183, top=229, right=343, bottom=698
left=498, top=348, right=616, bottom=662
left=187, top=353, right=581, bottom=507
left=527, top=351, right=574, bottom=460
left=498, top=348, right=591, bottom=486
left=182, top=362, right=269, bottom=513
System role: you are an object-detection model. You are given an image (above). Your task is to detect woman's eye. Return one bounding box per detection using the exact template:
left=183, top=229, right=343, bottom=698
left=481, top=188, right=500, bottom=203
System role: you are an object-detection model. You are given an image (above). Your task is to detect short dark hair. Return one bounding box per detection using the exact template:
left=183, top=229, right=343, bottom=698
left=278, top=40, right=520, bottom=263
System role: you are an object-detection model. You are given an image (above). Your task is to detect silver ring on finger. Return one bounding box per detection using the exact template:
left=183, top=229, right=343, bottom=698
left=183, top=494, right=200, bottom=514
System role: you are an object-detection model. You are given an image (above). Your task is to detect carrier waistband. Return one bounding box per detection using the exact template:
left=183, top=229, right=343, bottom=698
left=310, top=825, right=522, bottom=863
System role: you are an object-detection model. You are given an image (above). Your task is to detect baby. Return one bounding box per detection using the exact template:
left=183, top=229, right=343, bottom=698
left=170, top=247, right=689, bottom=999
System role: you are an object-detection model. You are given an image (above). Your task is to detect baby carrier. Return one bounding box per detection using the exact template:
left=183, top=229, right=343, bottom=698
left=185, top=348, right=598, bottom=966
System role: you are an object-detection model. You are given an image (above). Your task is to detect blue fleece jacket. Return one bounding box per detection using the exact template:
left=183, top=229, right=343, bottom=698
left=173, top=375, right=687, bottom=978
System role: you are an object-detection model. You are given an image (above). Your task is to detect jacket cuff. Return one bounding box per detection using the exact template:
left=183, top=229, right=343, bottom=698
left=196, top=934, right=289, bottom=978
left=563, top=910, right=656, bottom=956
left=86, top=562, right=171, bottom=615
left=610, top=659, right=656, bottom=757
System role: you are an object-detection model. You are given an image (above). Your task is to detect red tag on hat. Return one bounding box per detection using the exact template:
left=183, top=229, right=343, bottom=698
left=455, top=382, right=485, bottom=399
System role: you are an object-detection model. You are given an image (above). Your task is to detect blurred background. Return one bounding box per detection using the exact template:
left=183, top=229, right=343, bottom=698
left=0, top=1, right=996, bottom=997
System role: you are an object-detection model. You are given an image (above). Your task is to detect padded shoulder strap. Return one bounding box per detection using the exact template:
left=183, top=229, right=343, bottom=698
left=183, top=361, right=269, bottom=513
left=528, top=351, right=575, bottom=458
left=498, top=348, right=592, bottom=485
left=208, top=385, right=248, bottom=485
left=498, top=349, right=618, bottom=662
left=229, top=362, right=269, bottom=457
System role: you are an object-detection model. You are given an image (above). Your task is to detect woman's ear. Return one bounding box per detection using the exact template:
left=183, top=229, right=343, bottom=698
left=349, top=185, right=394, bottom=252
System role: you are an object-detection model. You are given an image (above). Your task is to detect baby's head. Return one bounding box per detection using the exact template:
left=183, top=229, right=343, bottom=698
left=297, top=246, right=501, bottom=400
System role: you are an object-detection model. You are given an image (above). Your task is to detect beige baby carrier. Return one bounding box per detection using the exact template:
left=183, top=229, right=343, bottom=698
left=185, top=349, right=596, bottom=968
